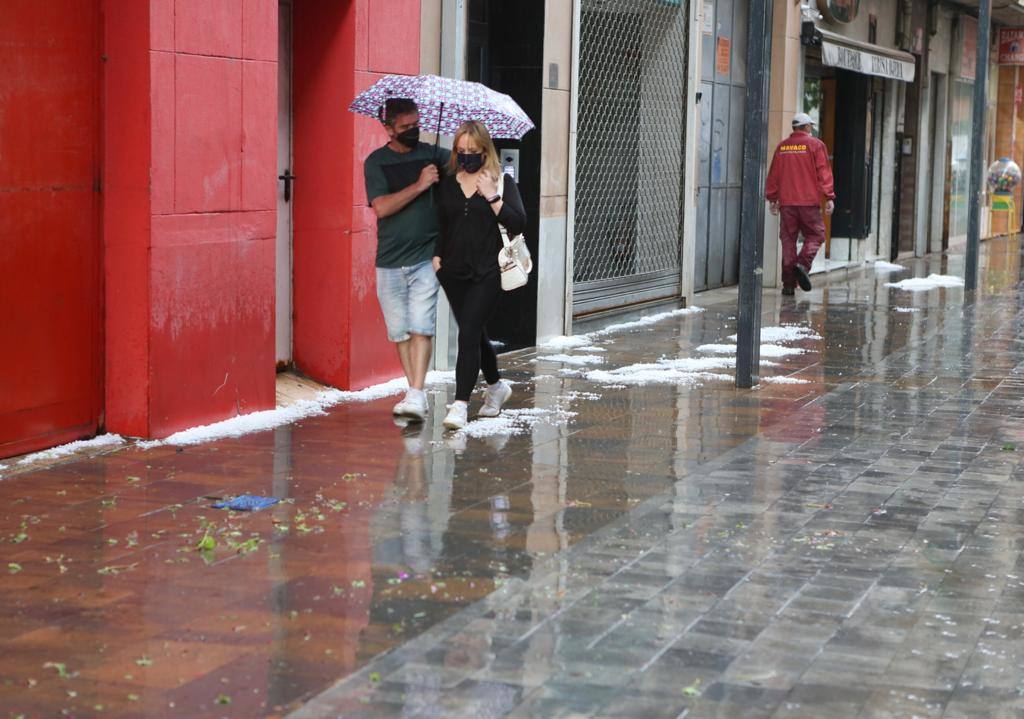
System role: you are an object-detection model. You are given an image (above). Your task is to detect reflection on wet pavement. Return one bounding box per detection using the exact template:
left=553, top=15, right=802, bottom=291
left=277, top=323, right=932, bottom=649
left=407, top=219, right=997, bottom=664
left=5, top=239, right=1024, bottom=717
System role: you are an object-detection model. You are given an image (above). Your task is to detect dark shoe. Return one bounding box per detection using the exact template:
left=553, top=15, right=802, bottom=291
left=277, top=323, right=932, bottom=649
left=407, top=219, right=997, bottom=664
left=794, top=264, right=812, bottom=292
left=781, top=286, right=795, bottom=296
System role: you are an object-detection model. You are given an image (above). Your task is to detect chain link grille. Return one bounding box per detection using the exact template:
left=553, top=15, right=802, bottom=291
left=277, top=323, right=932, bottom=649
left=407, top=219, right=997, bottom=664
left=573, top=0, right=687, bottom=313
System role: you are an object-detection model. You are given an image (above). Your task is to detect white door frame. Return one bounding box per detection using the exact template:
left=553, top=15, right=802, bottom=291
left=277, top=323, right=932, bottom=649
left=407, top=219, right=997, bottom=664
left=564, top=0, right=581, bottom=334
left=929, top=72, right=949, bottom=254
left=913, top=74, right=932, bottom=257
left=276, top=0, right=294, bottom=365
left=679, top=0, right=701, bottom=303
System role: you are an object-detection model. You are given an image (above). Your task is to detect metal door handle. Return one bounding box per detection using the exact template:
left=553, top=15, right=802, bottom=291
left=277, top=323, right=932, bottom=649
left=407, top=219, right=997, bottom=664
left=278, top=170, right=296, bottom=202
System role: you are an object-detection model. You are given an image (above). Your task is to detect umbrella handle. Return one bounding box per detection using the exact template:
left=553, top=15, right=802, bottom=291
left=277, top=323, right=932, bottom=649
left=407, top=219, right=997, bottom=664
left=435, top=102, right=444, bottom=147
left=428, top=102, right=446, bottom=209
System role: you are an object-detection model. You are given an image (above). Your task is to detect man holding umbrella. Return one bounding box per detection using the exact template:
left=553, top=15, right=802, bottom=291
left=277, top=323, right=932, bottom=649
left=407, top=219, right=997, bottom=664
left=353, top=76, right=534, bottom=423
left=364, top=98, right=450, bottom=421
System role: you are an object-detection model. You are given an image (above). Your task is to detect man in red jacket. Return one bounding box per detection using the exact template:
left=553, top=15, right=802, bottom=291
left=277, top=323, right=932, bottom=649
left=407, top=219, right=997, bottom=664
left=765, top=113, right=836, bottom=295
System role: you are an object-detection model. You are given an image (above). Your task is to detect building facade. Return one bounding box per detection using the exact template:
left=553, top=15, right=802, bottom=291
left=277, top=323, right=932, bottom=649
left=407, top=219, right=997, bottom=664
left=4, top=0, right=1018, bottom=458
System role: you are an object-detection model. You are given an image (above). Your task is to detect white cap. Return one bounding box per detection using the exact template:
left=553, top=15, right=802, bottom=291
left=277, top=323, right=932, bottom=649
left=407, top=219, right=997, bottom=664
left=792, top=112, right=815, bottom=127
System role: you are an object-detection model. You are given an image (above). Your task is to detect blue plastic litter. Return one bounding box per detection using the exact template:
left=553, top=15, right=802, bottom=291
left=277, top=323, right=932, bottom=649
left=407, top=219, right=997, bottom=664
left=212, top=494, right=280, bottom=512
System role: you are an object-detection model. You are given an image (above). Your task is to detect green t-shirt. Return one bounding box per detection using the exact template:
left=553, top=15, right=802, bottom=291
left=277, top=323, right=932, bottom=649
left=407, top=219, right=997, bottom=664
left=364, top=142, right=451, bottom=268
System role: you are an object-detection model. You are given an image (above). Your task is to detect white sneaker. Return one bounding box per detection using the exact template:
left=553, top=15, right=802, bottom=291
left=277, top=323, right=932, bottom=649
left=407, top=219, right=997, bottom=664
left=404, top=390, right=428, bottom=421
left=443, top=401, right=469, bottom=430
left=392, top=397, right=412, bottom=416
left=478, top=380, right=512, bottom=418
left=393, top=390, right=427, bottom=421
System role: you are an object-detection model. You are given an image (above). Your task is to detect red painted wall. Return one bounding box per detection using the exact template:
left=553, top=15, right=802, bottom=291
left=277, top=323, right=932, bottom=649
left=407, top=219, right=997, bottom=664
left=293, top=0, right=421, bottom=391
left=104, top=0, right=152, bottom=438
left=8, top=0, right=421, bottom=452
left=0, top=1, right=104, bottom=459
left=105, top=0, right=277, bottom=439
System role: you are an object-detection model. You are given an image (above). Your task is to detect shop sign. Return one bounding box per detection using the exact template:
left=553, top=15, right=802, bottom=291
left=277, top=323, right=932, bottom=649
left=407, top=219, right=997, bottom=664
left=821, top=41, right=915, bottom=82
left=998, top=28, right=1024, bottom=65
left=816, top=0, right=860, bottom=24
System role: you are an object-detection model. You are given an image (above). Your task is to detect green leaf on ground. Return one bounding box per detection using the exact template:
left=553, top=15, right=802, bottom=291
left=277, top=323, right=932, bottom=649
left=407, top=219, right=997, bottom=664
left=369, top=672, right=381, bottom=683
left=1002, top=443, right=1016, bottom=451
left=8, top=563, right=22, bottom=574
left=135, top=656, right=153, bottom=667
left=196, top=533, right=216, bottom=552
left=11, top=533, right=28, bottom=544
left=231, top=538, right=261, bottom=555
left=43, top=662, right=69, bottom=678
left=682, top=679, right=702, bottom=697
left=216, top=694, right=232, bottom=705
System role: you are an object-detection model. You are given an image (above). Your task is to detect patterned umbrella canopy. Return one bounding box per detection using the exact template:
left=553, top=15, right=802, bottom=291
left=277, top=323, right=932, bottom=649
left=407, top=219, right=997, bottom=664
left=349, top=74, right=535, bottom=140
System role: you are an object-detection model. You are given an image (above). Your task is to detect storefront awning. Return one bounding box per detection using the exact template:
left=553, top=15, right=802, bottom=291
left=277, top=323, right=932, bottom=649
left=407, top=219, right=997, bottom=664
left=811, top=27, right=916, bottom=83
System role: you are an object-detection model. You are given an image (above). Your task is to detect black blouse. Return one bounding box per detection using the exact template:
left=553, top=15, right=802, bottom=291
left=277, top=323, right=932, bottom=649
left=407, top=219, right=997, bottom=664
left=434, top=173, right=527, bottom=280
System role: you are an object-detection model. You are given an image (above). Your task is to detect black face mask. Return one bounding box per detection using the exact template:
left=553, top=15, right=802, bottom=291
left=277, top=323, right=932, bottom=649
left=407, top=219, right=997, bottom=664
left=395, top=126, right=420, bottom=149
left=457, top=153, right=484, bottom=173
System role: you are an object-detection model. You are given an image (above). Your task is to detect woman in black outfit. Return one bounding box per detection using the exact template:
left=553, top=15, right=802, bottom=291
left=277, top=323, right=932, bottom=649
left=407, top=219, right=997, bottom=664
left=433, top=121, right=527, bottom=430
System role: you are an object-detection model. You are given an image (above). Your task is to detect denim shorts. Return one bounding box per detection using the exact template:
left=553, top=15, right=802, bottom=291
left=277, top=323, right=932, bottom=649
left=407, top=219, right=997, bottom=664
left=375, top=260, right=440, bottom=342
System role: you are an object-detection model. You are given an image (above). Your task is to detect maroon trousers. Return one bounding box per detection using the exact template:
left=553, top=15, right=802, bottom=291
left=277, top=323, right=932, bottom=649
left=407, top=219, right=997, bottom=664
left=779, top=205, right=825, bottom=289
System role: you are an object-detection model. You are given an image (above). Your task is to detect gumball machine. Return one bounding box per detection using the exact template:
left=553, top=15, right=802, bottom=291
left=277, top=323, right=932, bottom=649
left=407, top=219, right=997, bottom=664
left=987, top=158, right=1022, bottom=235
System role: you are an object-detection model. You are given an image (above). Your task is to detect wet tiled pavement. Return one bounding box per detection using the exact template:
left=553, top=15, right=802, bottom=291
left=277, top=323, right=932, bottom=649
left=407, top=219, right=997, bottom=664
left=6, top=239, right=1024, bottom=717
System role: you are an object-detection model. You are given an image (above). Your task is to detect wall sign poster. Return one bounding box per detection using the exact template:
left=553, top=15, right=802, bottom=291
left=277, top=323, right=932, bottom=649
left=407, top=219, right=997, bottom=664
left=702, top=1, right=714, bottom=34
left=816, top=0, right=860, bottom=24
left=998, top=28, right=1024, bottom=65
left=716, top=36, right=731, bottom=76
left=959, top=15, right=977, bottom=80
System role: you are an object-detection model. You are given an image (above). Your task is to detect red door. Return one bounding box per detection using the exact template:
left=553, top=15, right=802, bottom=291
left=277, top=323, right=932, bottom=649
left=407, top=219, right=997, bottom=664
left=0, top=2, right=103, bottom=458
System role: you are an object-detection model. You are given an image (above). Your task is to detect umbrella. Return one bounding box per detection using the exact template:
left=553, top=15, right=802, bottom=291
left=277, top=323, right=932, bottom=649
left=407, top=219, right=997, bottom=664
left=349, top=74, right=535, bottom=140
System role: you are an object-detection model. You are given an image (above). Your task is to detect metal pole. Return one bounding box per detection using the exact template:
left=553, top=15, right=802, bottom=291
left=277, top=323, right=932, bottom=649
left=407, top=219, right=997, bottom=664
left=965, top=0, right=991, bottom=291
left=735, top=0, right=775, bottom=388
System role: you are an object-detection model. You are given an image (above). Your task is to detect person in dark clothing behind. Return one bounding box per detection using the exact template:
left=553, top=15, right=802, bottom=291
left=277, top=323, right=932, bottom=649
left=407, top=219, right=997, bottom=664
left=433, top=120, right=527, bottom=430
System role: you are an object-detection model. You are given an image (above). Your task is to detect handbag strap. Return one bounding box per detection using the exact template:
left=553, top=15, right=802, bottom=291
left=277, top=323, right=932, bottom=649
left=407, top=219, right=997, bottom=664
left=495, top=173, right=511, bottom=250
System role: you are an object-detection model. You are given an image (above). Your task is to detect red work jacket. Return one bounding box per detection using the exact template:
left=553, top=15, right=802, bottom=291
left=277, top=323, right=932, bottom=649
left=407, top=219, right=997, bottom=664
left=765, top=131, right=836, bottom=206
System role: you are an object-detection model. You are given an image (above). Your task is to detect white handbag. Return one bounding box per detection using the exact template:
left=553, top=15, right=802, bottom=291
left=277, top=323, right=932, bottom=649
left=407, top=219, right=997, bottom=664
left=496, top=173, right=532, bottom=291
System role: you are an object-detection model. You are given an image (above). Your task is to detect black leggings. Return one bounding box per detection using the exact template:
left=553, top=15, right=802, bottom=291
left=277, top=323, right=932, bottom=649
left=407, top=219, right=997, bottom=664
left=438, top=270, right=502, bottom=401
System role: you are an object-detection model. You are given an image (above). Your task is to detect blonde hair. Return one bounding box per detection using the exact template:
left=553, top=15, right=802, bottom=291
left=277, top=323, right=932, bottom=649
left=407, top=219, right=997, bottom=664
left=449, top=121, right=501, bottom=178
